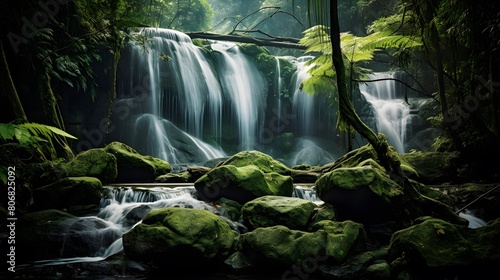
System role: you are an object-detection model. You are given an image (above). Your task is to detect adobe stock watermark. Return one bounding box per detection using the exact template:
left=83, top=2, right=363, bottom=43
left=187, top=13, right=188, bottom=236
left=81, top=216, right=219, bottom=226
left=259, top=105, right=296, bottom=144
left=6, top=166, right=18, bottom=273
left=411, top=75, right=500, bottom=151
left=7, top=0, right=71, bottom=54
left=281, top=252, right=328, bottom=280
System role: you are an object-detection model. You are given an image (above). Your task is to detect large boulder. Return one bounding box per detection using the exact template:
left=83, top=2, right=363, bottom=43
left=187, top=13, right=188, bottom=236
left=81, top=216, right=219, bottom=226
left=402, top=151, right=460, bottom=184
left=316, top=165, right=404, bottom=224
left=122, top=208, right=237, bottom=267
left=62, top=148, right=118, bottom=184
left=241, top=195, right=317, bottom=230
left=388, top=218, right=500, bottom=278
left=33, top=177, right=103, bottom=213
left=194, top=165, right=294, bottom=204
left=235, top=220, right=366, bottom=268
left=219, top=150, right=291, bottom=175
left=104, top=141, right=171, bottom=182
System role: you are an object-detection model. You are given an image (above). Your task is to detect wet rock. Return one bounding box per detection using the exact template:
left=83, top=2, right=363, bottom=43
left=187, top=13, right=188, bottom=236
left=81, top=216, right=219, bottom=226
left=219, top=150, right=291, bottom=175
left=388, top=218, right=500, bottom=278
left=104, top=141, right=171, bottom=182
left=242, top=195, right=317, bottom=230
left=316, top=165, right=404, bottom=224
left=194, top=165, right=293, bottom=204
left=17, top=209, right=117, bottom=261
left=62, top=148, right=118, bottom=184
left=33, top=176, right=103, bottom=213
left=122, top=208, right=237, bottom=267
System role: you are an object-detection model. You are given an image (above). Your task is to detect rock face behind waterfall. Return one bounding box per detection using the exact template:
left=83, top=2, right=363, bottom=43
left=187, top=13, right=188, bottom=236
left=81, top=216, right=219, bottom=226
left=122, top=208, right=236, bottom=268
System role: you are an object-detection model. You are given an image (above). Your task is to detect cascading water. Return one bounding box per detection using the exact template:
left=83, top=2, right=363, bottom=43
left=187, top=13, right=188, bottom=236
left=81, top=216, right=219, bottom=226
left=116, top=28, right=225, bottom=164
left=211, top=42, right=267, bottom=151
left=292, top=56, right=316, bottom=136
left=359, top=72, right=411, bottom=153
left=33, top=184, right=324, bottom=267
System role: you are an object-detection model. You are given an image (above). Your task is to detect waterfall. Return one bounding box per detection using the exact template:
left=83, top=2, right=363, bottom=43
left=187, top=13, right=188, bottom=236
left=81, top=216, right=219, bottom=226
left=115, top=28, right=225, bottom=164
left=359, top=72, right=410, bottom=153
left=292, top=56, right=316, bottom=136
left=211, top=42, right=267, bottom=151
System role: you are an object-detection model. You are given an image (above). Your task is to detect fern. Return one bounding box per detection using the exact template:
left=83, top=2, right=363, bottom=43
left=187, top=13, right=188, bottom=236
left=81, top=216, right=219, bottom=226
left=299, top=24, right=422, bottom=97
left=0, top=123, right=77, bottom=160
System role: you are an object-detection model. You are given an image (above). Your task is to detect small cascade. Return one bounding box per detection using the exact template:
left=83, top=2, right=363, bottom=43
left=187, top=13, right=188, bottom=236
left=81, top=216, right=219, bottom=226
left=275, top=57, right=283, bottom=124
left=35, top=186, right=215, bottom=266
left=359, top=72, right=410, bottom=153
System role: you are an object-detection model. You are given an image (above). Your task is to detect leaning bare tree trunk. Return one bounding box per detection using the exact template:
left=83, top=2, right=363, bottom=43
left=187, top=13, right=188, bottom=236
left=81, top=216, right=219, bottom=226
left=0, top=41, right=28, bottom=123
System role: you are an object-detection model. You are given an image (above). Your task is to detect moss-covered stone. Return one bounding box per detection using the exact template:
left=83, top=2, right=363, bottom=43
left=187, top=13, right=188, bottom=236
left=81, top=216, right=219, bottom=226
left=122, top=208, right=236, bottom=266
left=219, top=150, right=291, bottom=175
left=316, top=166, right=404, bottom=223
left=402, top=151, right=460, bottom=184
left=239, top=220, right=366, bottom=267
left=242, top=195, right=317, bottom=230
left=311, top=220, right=367, bottom=262
left=194, top=165, right=293, bottom=204
left=241, top=225, right=327, bottom=266
left=322, top=144, right=417, bottom=177
left=62, top=148, right=117, bottom=184
left=104, top=141, right=171, bottom=182
left=388, top=218, right=500, bottom=274
left=33, top=176, right=102, bottom=213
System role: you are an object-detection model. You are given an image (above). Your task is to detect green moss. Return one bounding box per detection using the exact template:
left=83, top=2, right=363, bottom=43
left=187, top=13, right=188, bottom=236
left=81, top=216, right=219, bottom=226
left=63, top=148, right=117, bottom=183
left=123, top=208, right=236, bottom=262
left=242, top=196, right=317, bottom=229
left=221, top=150, right=291, bottom=175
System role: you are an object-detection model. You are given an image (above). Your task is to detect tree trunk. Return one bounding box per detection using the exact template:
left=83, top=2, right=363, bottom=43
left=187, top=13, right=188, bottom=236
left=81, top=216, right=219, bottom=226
left=329, top=0, right=396, bottom=172
left=0, top=41, right=28, bottom=123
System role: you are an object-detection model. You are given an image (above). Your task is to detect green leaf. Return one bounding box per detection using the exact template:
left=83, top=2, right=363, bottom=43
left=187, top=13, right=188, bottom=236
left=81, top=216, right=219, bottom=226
left=0, top=166, right=7, bottom=185
left=0, top=124, right=16, bottom=141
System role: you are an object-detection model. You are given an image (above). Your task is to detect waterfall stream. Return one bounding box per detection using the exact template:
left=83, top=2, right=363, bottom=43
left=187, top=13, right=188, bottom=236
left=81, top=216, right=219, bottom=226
left=32, top=184, right=485, bottom=267
left=359, top=72, right=411, bottom=153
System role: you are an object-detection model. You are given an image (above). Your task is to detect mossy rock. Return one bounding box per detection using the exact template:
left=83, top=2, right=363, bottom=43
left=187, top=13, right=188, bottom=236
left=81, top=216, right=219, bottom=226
left=104, top=141, right=171, bottom=182
left=242, top=195, right=317, bottom=230
left=238, top=220, right=366, bottom=268
left=33, top=177, right=102, bottom=213
left=322, top=144, right=417, bottom=177
left=316, top=166, right=404, bottom=224
left=311, top=220, right=367, bottom=262
left=240, top=225, right=327, bottom=267
left=219, top=150, right=291, bottom=175
left=62, top=148, right=118, bottom=184
left=402, top=151, right=460, bottom=184
left=194, top=165, right=294, bottom=204
left=388, top=218, right=500, bottom=277
left=122, top=208, right=237, bottom=267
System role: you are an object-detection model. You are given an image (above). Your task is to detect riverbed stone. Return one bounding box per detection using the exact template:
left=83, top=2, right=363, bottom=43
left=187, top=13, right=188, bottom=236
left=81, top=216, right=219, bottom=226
left=238, top=220, right=366, bottom=268
left=33, top=176, right=103, bottom=213
left=241, top=195, right=317, bottom=230
left=62, top=148, right=118, bottom=183
left=388, top=218, right=500, bottom=278
left=104, top=141, right=171, bottom=182
left=316, top=165, right=404, bottom=224
left=194, top=165, right=294, bottom=204
left=219, top=150, right=291, bottom=175
left=122, top=208, right=237, bottom=267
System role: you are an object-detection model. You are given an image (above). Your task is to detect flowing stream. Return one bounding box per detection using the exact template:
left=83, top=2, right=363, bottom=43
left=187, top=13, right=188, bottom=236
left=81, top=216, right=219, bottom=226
left=33, top=184, right=320, bottom=267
